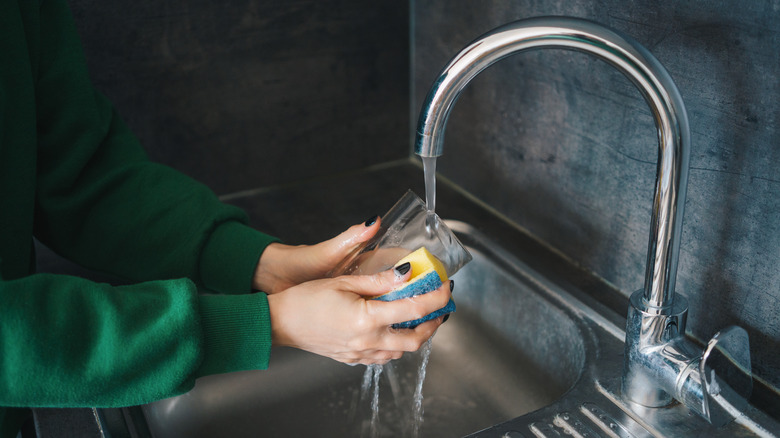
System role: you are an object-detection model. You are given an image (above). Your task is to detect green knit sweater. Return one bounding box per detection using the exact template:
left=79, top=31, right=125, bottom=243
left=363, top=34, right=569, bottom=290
left=1, top=0, right=279, bottom=435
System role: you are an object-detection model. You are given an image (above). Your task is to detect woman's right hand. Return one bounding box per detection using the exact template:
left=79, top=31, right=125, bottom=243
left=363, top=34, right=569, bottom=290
left=266, top=265, right=453, bottom=365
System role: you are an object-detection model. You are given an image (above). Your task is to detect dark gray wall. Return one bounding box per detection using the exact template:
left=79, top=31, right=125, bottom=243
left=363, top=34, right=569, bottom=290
left=413, top=2, right=780, bottom=389
left=69, top=0, right=409, bottom=195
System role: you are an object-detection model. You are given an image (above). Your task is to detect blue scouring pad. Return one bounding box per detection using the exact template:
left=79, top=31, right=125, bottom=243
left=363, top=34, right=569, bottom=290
left=392, top=298, right=456, bottom=329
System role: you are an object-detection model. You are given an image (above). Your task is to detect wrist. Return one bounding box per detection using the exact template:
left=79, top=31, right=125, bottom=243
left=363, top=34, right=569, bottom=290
left=266, top=292, right=293, bottom=348
left=253, top=242, right=290, bottom=293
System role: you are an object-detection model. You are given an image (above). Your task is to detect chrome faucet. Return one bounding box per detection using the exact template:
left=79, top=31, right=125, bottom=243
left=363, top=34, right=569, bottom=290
left=415, top=17, right=752, bottom=426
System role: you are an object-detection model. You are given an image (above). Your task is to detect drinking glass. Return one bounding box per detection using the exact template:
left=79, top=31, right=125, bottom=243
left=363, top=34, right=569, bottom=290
left=331, top=190, right=472, bottom=279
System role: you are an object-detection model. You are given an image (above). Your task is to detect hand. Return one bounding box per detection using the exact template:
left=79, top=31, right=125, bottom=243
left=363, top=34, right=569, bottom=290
left=266, top=266, right=453, bottom=365
left=253, top=217, right=380, bottom=294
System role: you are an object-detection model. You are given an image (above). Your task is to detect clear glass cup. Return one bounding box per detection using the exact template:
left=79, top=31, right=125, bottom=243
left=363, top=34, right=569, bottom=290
left=331, top=190, right=472, bottom=279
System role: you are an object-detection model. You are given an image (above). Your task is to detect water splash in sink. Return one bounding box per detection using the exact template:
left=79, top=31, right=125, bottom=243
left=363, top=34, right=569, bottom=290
left=356, top=336, right=435, bottom=438
left=412, top=337, right=434, bottom=438
left=368, top=364, right=382, bottom=437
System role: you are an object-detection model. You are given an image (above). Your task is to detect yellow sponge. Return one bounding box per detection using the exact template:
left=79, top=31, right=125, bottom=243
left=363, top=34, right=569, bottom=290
left=374, top=247, right=455, bottom=328
left=403, top=246, right=449, bottom=283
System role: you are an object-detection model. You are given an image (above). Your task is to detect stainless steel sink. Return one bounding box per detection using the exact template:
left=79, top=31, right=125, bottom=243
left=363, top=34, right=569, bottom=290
left=130, top=221, right=778, bottom=438
left=138, top=221, right=589, bottom=437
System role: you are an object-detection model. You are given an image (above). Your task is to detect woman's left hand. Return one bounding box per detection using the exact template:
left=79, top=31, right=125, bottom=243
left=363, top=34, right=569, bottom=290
left=252, top=216, right=380, bottom=293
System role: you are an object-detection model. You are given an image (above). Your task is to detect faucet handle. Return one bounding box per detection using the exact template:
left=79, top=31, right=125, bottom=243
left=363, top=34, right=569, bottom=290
left=699, top=326, right=752, bottom=427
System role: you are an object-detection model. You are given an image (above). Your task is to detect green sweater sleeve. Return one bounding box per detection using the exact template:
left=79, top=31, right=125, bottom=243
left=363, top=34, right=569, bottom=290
left=31, top=0, right=278, bottom=292
left=0, top=0, right=279, bottom=413
left=0, top=273, right=272, bottom=408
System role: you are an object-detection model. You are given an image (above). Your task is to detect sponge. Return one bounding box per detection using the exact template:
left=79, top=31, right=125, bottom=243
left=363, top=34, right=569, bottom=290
left=373, top=247, right=456, bottom=329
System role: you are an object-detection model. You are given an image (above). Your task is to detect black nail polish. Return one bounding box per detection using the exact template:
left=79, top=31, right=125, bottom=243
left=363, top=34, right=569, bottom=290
left=443, top=314, right=450, bottom=323
left=394, top=262, right=411, bottom=276
left=364, top=214, right=378, bottom=226
left=449, top=280, right=455, bottom=293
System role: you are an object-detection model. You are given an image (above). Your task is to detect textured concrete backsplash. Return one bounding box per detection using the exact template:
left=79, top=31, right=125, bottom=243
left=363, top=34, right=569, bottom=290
left=68, top=0, right=410, bottom=195
left=413, top=2, right=780, bottom=388
left=64, top=0, right=779, bottom=393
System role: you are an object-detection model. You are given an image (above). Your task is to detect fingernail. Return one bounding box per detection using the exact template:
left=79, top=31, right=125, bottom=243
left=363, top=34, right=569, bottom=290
left=443, top=314, right=450, bottom=323
left=449, top=280, right=455, bottom=292
left=364, top=215, right=378, bottom=226
left=394, top=262, right=411, bottom=276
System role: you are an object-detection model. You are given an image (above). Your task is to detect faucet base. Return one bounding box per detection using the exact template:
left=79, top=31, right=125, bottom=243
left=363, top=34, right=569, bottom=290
left=622, top=291, right=754, bottom=426
left=621, top=290, right=689, bottom=407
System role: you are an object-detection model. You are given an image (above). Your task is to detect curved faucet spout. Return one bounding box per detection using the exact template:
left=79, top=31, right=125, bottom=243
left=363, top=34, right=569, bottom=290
left=414, top=16, right=690, bottom=311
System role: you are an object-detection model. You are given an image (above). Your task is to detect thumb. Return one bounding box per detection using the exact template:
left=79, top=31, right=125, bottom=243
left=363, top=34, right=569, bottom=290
left=340, top=262, right=412, bottom=299
left=319, top=216, right=381, bottom=258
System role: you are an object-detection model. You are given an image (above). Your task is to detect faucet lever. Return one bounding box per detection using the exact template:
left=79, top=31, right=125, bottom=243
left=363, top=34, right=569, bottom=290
left=697, top=326, right=753, bottom=426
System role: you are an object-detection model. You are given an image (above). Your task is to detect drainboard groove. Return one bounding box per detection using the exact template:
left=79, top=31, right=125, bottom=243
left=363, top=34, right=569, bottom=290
left=527, top=406, right=630, bottom=438
left=553, top=411, right=600, bottom=437
left=579, top=403, right=635, bottom=438
left=528, top=420, right=565, bottom=437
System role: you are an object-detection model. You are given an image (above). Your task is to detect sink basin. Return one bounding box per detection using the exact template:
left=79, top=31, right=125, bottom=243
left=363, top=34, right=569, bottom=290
left=138, top=221, right=590, bottom=437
